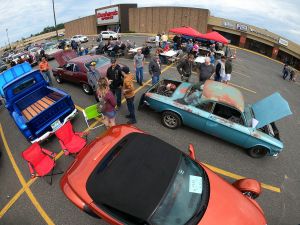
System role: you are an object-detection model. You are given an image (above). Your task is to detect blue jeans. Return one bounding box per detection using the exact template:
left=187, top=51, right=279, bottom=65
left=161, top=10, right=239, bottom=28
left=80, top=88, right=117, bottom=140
left=42, top=71, right=52, bottom=86
left=162, top=41, right=167, bottom=49
left=111, top=88, right=121, bottom=107
left=152, top=74, right=160, bottom=85
left=136, top=67, right=144, bottom=84
left=126, top=97, right=136, bottom=122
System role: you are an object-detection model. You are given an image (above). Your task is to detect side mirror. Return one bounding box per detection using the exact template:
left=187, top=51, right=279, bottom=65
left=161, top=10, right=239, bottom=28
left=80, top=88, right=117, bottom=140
left=188, top=144, right=196, bottom=160
left=232, top=178, right=262, bottom=199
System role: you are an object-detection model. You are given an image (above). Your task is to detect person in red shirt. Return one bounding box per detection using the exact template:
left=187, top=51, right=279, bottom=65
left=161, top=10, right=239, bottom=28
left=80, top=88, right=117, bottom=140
left=39, top=57, right=52, bottom=86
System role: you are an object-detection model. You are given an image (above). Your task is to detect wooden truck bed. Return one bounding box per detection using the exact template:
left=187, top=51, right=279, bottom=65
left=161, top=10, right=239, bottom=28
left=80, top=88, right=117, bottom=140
left=21, top=92, right=63, bottom=121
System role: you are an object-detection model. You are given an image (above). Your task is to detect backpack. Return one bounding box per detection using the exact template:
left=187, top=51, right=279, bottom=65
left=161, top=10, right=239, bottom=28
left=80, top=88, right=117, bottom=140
left=97, top=94, right=107, bottom=113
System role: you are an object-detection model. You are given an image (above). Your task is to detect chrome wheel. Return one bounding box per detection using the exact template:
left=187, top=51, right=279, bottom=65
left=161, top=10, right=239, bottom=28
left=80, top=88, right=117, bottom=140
left=82, top=83, right=92, bottom=95
left=161, top=111, right=181, bottom=129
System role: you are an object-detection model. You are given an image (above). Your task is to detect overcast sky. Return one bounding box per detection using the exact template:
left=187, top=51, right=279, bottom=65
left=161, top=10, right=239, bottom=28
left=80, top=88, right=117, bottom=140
left=0, top=0, right=299, bottom=47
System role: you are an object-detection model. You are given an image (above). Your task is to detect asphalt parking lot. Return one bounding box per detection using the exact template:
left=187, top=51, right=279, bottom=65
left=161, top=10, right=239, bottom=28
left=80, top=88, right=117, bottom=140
left=0, top=34, right=300, bottom=225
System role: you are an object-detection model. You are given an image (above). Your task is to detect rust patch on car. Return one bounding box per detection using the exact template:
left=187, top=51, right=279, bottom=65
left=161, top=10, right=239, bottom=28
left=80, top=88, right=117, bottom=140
left=179, top=87, right=188, bottom=94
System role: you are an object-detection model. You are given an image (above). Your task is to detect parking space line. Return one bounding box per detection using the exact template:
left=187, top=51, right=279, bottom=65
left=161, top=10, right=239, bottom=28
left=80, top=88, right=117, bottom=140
left=229, top=82, right=257, bottom=94
left=232, top=71, right=250, bottom=78
left=0, top=64, right=175, bottom=218
left=0, top=124, right=55, bottom=225
left=203, top=163, right=281, bottom=193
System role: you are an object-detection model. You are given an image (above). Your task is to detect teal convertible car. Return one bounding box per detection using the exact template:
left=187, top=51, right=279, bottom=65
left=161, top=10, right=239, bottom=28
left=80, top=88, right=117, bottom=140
left=139, top=79, right=292, bottom=158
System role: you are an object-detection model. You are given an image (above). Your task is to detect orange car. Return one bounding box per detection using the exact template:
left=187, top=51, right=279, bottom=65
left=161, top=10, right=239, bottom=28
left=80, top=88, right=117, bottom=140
left=60, top=125, right=267, bottom=225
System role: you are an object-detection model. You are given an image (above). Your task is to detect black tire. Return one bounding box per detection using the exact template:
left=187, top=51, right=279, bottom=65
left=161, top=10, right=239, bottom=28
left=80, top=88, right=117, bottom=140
left=82, top=83, right=93, bottom=95
left=55, top=76, right=63, bottom=84
left=161, top=111, right=182, bottom=129
left=247, top=146, right=268, bottom=158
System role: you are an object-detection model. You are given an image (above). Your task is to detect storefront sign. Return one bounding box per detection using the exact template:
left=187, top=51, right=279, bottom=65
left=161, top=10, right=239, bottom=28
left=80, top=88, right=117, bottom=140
left=278, top=38, right=288, bottom=47
left=236, top=23, right=248, bottom=32
left=223, top=20, right=235, bottom=29
left=96, top=6, right=119, bottom=25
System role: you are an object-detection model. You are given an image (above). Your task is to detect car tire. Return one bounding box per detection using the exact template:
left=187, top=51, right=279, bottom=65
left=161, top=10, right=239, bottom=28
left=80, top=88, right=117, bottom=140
left=161, top=111, right=182, bottom=129
left=247, top=146, right=268, bottom=158
left=55, top=76, right=63, bottom=84
left=110, top=36, right=113, bottom=40
left=82, top=83, right=93, bottom=95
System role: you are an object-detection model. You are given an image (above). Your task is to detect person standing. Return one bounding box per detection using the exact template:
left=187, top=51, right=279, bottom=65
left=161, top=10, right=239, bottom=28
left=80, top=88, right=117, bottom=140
left=134, top=49, right=145, bottom=86
left=215, top=56, right=226, bottom=82
left=122, top=67, right=137, bottom=124
left=224, top=58, right=233, bottom=84
left=39, top=57, right=53, bottom=86
left=106, top=58, right=123, bottom=109
left=282, top=64, right=289, bottom=80
left=161, top=32, right=168, bottom=49
left=198, top=57, right=215, bottom=83
left=155, top=33, right=160, bottom=47
left=177, top=54, right=194, bottom=82
left=149, top=56, right=161, bottom=85
left=289, top=69, right=295, bottom=82
left=87, top=61, right=101, bottom=101
left=96, top=77, right=117, bottom=129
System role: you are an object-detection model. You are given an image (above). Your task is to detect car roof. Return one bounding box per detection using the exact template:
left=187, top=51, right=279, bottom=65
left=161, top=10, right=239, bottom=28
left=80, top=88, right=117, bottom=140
left=202, top=80, right=245, bottom=112
left=86, top=132, right=182, bottom=222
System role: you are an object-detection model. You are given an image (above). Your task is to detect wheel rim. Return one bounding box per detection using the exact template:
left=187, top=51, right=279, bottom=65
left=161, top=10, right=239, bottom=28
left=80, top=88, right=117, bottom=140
left=83, top=84, right=90, bottom=93
left=56, top=77, right=61, bottom=83
left=164, top=115, right=177, bottom=128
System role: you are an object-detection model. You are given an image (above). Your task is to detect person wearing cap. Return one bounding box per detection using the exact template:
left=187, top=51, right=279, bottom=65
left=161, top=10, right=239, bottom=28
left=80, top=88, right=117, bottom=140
left=198, top=57, right=215, bottom=83
left=106, top=58, right=123, bottom=108
left=122, top=66, right=137, bottom=124
left=177, top=54, right=194, bottom=82
left=134, top=49, right=145, bottom=86
left=87, top=61, right=101, bottom=97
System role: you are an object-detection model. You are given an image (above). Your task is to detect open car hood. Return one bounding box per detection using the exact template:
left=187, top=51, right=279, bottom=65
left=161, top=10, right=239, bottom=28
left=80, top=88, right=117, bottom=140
left=252, top=92, right=292, bottom=129
left=53, top=49, right=77, bottom=67
left=0, top=62, right=31, bottom=96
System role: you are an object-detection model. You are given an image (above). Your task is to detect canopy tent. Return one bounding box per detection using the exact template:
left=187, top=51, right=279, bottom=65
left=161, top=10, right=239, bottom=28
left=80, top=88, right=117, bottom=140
left=169, top=26, right=202, bottom=37
left=197, top=31, right=229, bottom=44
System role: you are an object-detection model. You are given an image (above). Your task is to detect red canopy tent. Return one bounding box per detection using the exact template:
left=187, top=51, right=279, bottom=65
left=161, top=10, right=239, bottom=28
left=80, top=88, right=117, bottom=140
left=169, top=26, right=202, bottom=37
left=197, top=31, right=229, bottom=44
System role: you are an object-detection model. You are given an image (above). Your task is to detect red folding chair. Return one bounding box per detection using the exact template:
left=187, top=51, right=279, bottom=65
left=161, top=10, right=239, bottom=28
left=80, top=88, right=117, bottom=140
left=21, top=143, right=63, bottom=185
left=55, top=121, right=87, bottom=156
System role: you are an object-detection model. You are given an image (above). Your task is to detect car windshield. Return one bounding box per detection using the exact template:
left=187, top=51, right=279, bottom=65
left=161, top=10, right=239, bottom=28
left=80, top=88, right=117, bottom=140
left=44, top=43, right=55, bottom=50
left=150, top=155, right=209, bottom=225
left=85, top=57, right=110, bottom=69
left=184, top=85, right=203, bottom=106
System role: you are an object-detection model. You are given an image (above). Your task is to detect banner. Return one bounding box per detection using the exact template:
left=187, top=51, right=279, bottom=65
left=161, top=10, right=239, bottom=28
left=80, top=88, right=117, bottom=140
left=96, top=6, right=119, bottom=25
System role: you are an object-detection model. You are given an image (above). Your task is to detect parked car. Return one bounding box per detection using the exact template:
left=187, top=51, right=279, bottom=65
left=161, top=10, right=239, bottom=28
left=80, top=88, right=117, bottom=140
left=61, top=125, right=267, bottom=225
left=0, top=62, right=77, bottom=143
left=71, top=35, right=88, bottom=43
left=0, top=60, right=7, bottom=73
left=43, top=42, right=60, bottom=60
left=52, top=50, right=112, bottom=94
left=58, top=32, right=65, bottom=37
left=99, top=31, right=120, bottom=40
left=139, top=79, right=292, bottom=158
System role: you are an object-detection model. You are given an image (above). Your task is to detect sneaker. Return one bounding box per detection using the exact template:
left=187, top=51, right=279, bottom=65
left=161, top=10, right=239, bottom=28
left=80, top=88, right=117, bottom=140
left=127, top=120, right=137, bottom=124
left=125, top=115, right=131, bottom=118
left=139, top=82, right=143, bottom=86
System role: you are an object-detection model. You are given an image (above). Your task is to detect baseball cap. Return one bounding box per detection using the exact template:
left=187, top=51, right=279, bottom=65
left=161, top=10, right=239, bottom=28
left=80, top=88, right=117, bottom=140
left=111, top=58, right=116, bottom=63
left=90, top=61, right=96, bottom=66
left=122, top=66, right=130, bottom=74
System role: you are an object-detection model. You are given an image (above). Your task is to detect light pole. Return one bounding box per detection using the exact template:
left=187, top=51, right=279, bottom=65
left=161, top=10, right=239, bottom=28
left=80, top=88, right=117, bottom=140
left=51, top=0, right=59, bottom=39
left=6, top=28, right=11, bottom=49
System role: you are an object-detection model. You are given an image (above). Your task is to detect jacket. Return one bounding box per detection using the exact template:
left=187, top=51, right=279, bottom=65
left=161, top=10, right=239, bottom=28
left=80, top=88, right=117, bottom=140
left=107, top=64, right=123, bottom=89
left=225, top=60, right=232, bottom=74
left=149, top=58, right=161, bottom=76
left=123, top=73, right=135, bottom=99
left=103, top=90, right=117, bottom=113
left=177, top=59, right=193, bottom=77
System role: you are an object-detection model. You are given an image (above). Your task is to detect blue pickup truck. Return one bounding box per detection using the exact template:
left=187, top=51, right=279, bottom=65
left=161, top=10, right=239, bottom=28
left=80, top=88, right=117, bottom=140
left=0, top=62, right=77, bottom=143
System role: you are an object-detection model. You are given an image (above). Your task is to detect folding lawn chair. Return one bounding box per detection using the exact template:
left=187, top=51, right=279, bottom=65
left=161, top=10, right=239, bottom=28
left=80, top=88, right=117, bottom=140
left=21, top=143, right=63, bottom=185
left=82, top=104, right=104, bottom=130
left=55, top=121, right=87, bottom=156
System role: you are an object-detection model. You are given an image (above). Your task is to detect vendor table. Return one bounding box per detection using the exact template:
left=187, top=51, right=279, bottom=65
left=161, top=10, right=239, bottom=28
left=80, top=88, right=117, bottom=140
left=128, top=47, right=143, bottom=53
left=160, top=50, right=178, bottom=57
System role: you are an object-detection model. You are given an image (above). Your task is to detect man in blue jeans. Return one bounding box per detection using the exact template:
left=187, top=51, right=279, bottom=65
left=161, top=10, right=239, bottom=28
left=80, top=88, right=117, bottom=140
left=107, top=58, right=123, bottom=109
left=134, top=49, right=145, bottom=86
left=149, top=56, right=161, bottom=85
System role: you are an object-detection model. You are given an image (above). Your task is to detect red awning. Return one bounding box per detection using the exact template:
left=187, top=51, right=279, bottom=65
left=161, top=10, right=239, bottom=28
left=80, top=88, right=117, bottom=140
left=197, top=31, right=229, bottom=44
left=169, top=26, right=202, bottom=37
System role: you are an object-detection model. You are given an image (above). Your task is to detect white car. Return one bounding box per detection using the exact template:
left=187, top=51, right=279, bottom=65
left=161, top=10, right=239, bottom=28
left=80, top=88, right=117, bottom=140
left=100, top=31, right=120, bottom=40
left=71, top=35, right=88, bottom=43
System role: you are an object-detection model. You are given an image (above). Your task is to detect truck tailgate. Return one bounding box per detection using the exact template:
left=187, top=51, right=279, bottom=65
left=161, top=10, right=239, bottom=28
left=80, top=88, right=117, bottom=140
left=26, top=95, right=75, bottom=138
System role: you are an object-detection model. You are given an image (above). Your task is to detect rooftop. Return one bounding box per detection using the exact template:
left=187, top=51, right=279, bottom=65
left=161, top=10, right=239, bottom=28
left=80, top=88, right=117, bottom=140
left=202, top=80, right=245, bottom=112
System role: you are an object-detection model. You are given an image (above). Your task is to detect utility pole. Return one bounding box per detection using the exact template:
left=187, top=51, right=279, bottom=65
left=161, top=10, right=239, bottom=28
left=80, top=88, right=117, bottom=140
left=6, top=28, right=11, bottom=49
left=52, top=0, right=59, bottom=39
